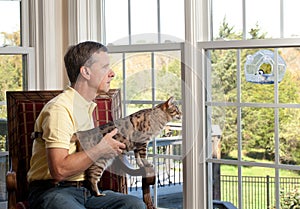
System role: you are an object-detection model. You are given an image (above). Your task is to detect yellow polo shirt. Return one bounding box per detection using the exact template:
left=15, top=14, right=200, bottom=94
left=27, top=87, right=97, bottom=182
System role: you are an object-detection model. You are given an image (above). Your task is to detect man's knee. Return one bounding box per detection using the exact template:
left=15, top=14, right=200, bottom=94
left=122, top=195, right=146, bottom=209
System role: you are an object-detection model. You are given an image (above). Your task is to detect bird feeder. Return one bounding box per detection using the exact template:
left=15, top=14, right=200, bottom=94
left=244, top=50, right=286, bottom=84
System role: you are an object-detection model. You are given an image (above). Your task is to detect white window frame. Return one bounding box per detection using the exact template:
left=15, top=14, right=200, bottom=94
left=0, top=47, right=35, bottom=90
left=200, top=37, right=300, bottom=209
left=0, top=0, right=36, bottom=90
left=108, top=43, right=184, bottom=207
left=183, top=0, right=210, bottom=209
left=0, top=0, right=65, bottom=90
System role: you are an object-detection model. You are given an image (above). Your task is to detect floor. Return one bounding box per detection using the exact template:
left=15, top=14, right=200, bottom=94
left=129, top=183, right=183, bottom=209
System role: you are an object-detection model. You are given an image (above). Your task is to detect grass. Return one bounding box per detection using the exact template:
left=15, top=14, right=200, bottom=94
left=221, top=164, right=300, bottom=177
left=218, top=149, right=300, bottom=208
left=221, top=149, right=300, bottom=177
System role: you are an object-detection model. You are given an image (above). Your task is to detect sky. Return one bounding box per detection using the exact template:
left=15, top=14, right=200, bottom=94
left=213, top=0, right=300, bottom=38
left=0, top=0, right=185, bottom=45
left=0, top=1, right=20, bottom=33
left=104, top=0, right=185, bottom=44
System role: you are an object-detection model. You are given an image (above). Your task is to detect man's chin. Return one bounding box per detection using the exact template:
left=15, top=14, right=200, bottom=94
left=97, top=87, right=110, bottom=94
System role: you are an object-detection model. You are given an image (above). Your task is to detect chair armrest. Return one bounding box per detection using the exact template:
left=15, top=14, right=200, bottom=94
left=6, top=171, right=17, bottom=209
left=116, top=155, right=156, bottom=209
left=6, top=171, right=17, bottom=191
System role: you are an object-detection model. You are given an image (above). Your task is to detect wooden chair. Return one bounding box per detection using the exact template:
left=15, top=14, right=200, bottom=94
left=6, top=90, right=155, bottom=209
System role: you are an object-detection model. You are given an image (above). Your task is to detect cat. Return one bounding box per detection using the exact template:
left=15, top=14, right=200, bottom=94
left=73, top=96, right=182, bottom=196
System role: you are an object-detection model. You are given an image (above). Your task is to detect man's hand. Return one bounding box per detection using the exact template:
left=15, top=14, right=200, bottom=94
left=99, top=128, right=126, bottom=158
left=47, top=129, right=126, bottom=181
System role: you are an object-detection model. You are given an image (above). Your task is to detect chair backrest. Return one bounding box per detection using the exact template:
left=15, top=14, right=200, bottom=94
left=92, top=89, right=127, bottom=193
left=6, top=89, right=126, bottom=203
left=6, top=90, right=62, bottom=202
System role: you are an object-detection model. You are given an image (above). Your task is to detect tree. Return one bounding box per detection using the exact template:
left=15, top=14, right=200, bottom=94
left=110, top=52, right=182, bottom=109
left=211, top=18, right=300, bottom=162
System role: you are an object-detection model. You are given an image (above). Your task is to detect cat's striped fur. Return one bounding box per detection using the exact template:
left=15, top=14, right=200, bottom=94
left=74, top=96, right=181, bottom=196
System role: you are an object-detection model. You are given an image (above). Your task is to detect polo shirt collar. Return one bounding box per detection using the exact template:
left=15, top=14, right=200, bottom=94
left=66, top=86, right=97, bottom=115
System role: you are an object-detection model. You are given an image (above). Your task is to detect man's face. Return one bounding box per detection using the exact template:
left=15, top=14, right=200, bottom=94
left=88, top=51, right=115, bottom=93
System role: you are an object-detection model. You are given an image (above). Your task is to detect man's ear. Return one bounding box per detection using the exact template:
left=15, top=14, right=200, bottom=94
left=80, top=66, right=91, bottom=79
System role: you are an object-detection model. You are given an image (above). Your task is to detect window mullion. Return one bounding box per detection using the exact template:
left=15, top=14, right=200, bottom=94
left=242, top=0, right=246, bottom=40
left=274, top=49, right=280, bottom=209
left=237, top=49, right=243, bottom=209
left=21, top=0, right=30, bottom=47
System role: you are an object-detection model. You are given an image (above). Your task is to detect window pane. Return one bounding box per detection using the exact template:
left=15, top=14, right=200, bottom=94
left=104, top=0, right=184, bottom=45
left=242, top=168, right=275, bottom=208
left=245, top=0, right=280, bottom=39
left=109, top=44, right=183, bottom=208
left=131, top=0, right=158, bottom=44
left=218, top=165, right=239, bottom=207
left=160, top=0, right=184, bottom=42
left=241, top=80, right=275, bottom=103
left=212, top=0, right=300, bottom=40
left=111, top=52, right=153, bottom=101
left=124, top=52, right=152, bottom=100
left=104, top=0, right=129, bottom=45
left=278, top=48, right=300, bottom=104
left=279, top=169, right=300, bottom=208
left=209, top=106, right=238, bottom=160
left=0, top=54, right=23, bottom=143
left=0, top=54, right=23, bottom=117
left=0, top=0, right=20, bottom=46
left=110, top=53, right=124, bottom=90
left=279, top=108, right=300, bottom=165
left=284, top=0, right=300, bottom=38
left=126, top=103, right=152, bottom=115
left=212, top=0, right=243, bottom=40
left=154, top=51, right=182, bottom=101
left=210, top=49, right=237, bottom=103
left=242, top=107, right=275, bottom=163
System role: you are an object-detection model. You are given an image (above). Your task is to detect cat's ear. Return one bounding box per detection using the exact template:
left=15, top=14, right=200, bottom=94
left=167, top=96, right=174, bottom=106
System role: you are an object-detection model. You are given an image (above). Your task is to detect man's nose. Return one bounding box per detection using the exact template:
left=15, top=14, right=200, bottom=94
left=109, top=70, right=115, bottom=78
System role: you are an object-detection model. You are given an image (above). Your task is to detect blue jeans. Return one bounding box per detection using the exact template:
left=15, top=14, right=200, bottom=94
left=28, top=184, right=146, bottom=209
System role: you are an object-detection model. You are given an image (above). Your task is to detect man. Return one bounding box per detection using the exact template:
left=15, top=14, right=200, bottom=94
left=27, top=41, right=146, bottom=209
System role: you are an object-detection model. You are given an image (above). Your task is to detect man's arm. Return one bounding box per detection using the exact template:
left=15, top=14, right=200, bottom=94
left=47, top=128, right=125, bottom=181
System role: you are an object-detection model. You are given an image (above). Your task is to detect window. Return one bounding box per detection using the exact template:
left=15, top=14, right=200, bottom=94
left=103, top=0, right=184, bottom=45
left=0, top=0, right=20, bottom=46
left=0, top=0, right=34, bottom=206
left=203, top=40, right=300, bottom=209
left=108, top=43, right=184, bottom=209
left=205, top=0, right=300, bottom=208
left=212, top=0, right=300, bottom=40
left=103, top=1, right=184, bottom=208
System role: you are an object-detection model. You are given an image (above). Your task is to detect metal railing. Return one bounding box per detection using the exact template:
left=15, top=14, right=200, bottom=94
left=127, top=135, right=183, bottom=191
left=220, top=175, right=300, bottom=209
left=0, top=151, right=8, bottom=203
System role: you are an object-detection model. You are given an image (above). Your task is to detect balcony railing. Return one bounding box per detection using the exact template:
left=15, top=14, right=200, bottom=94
left=127, top=135, right=183, bottom=191
left=126, top=122, right=183, bottom=208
